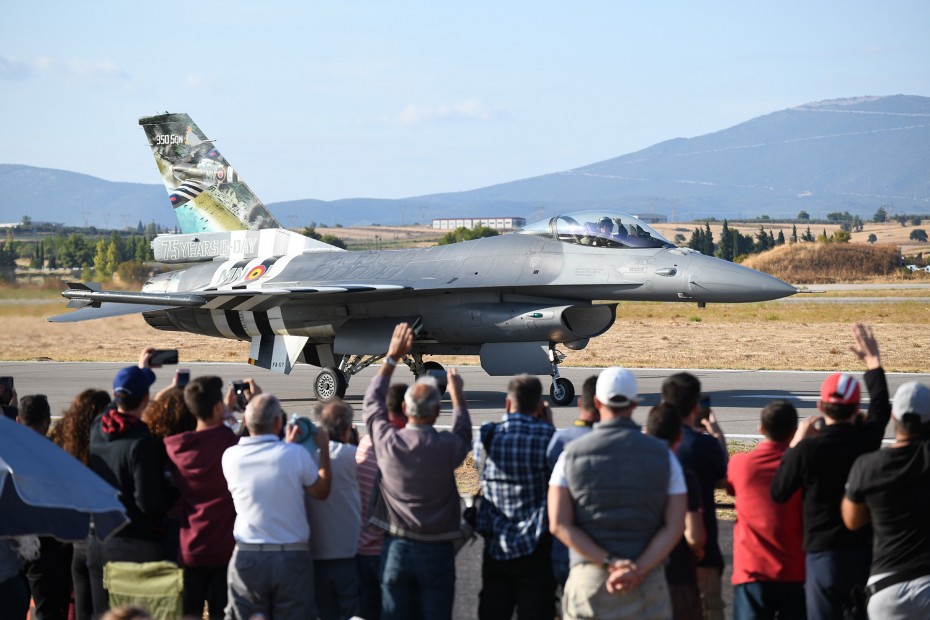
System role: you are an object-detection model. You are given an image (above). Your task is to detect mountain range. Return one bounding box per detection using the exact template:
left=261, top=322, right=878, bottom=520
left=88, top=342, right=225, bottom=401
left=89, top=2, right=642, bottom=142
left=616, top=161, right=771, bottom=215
left=2, top=95, right=928, bottom=228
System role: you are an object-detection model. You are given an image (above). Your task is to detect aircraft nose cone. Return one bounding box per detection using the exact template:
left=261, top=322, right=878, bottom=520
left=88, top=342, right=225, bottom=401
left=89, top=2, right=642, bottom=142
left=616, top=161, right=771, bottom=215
left=688, top=258, right=796, bottom=302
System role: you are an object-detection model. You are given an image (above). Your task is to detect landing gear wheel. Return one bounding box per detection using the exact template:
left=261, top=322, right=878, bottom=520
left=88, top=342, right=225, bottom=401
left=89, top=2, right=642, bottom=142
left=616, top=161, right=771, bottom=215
left=422, top=361, right=447, bottom=394
left=314, top=367, right=348, bottom=402
left=550, top=377, right=575, bottom=406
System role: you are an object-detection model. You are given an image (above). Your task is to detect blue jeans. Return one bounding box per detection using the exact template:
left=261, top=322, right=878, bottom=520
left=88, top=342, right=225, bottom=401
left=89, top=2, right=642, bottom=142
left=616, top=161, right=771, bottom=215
left=379, top=536, right=455, bottom=620
left=733, top=581, right=806, bottom=620
left=805, top=547, right=871, bottom=620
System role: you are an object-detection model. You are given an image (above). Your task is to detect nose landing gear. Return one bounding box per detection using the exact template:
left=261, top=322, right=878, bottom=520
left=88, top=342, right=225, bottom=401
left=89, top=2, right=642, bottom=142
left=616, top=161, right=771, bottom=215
left=548, top=344, right=575, bottom=406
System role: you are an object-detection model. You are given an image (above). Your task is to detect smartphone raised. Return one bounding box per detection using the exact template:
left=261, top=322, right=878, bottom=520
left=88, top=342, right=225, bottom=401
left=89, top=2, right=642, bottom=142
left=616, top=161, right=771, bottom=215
left=232, top=381, right=249, bottom=411
left=698, top=395, right=712, bottom=420
left=175, top=368, right=190, bottom=388
left=149, top=349, right=179, bottom=366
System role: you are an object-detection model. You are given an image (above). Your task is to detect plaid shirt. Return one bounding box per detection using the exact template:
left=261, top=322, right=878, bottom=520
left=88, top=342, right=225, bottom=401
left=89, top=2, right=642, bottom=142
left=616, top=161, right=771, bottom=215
left=474, top=413, right=555, bottom=560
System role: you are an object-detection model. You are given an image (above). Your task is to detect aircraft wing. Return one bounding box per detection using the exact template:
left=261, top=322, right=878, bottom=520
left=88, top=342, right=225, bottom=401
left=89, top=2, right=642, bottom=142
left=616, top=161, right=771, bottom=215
left=48, top=303, right=181, bottom=323
left=50, top=282, right=412, bottom=322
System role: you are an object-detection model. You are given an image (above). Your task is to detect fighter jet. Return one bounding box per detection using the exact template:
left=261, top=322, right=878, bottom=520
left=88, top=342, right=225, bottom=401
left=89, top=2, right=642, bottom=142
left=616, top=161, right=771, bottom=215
left=51, top=113, right=797, bottom=405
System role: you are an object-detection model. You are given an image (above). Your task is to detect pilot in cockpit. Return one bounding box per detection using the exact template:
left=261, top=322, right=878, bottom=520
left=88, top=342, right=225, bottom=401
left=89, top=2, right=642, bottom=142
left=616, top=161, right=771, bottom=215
left=581, top=217, right=620, bottom=246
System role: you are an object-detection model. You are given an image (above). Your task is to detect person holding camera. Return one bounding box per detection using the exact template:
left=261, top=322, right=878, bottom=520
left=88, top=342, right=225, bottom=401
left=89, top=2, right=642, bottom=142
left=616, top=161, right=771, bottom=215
left=86, top=348, right=177, bottom=617
left=306, top=399, right=361, bottom=620
left=473, top=374, right=556, bottom=619
left=363, top=322, right=472, bottom=620
left=221, top=393, right=331, bottom=619
left=771, top=323, right=891, bottom=620
left=662, top=373, right=728, bottom=620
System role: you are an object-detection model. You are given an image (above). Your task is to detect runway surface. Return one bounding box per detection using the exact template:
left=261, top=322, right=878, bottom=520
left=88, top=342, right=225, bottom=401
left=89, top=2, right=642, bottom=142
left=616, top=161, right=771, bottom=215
left=3, top=361, right=927, bottom=439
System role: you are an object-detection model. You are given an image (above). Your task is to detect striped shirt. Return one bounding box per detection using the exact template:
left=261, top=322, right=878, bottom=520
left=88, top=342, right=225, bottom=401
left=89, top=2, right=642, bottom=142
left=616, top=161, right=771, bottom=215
left=355, top=434, right=383, bottom=555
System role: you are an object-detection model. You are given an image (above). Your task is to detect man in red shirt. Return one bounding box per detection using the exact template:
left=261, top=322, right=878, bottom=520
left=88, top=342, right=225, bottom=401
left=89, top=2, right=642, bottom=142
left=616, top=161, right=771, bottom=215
left=727, top=400, right=805, bottom=619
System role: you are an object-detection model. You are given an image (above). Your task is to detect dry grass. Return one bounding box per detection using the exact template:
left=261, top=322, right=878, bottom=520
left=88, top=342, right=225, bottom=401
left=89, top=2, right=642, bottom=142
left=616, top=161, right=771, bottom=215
left=743, top=243, right=906, bottom=283
left=456, top=453, right=480, bottom=496
left=654, top=220, right=930, bottom=258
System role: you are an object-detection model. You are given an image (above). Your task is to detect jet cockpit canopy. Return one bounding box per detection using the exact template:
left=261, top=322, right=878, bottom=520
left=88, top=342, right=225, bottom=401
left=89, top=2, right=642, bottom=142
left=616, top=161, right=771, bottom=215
left=517, top=211, right=675, bottom=249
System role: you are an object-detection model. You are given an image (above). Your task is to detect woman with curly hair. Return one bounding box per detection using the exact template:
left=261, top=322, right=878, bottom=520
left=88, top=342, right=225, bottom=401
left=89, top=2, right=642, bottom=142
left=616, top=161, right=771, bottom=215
left=50, top=388, right=111, bottom=620
left=52, top=389, right=111, bottom=465
left=141, top=386, right=194, bottom=565
left=142, top=387, right=195, bottom=440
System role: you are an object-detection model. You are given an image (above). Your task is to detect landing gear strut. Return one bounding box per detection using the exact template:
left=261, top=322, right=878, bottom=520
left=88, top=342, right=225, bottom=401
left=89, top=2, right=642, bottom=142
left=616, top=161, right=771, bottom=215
left=548, top=344, right=575, bottom=406
left=404, top=353, right=447, bottom=394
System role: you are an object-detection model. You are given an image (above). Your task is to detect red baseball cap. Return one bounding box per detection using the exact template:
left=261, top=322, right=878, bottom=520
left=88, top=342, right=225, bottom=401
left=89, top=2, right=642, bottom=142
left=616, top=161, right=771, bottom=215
left=820, top=373, right=860, bottom=406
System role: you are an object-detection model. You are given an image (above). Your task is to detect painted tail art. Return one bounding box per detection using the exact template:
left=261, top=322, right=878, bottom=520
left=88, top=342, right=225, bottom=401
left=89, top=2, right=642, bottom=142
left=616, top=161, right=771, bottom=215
left=139, top=113, right=281, bottom=234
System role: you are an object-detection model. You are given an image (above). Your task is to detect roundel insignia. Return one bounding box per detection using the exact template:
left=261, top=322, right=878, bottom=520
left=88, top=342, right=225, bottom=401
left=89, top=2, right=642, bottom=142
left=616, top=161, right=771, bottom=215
left=245, top=265, right=266, bottom=280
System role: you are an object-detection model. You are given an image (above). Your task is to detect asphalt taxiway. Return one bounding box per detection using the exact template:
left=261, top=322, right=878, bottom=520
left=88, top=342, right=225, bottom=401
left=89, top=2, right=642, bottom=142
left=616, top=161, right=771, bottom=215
left=3, top=361, right=927, bottom=439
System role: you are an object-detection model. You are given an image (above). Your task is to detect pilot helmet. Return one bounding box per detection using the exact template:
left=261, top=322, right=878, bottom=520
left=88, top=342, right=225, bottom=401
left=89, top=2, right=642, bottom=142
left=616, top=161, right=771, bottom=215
left=598, top=217, right=613, bottom=231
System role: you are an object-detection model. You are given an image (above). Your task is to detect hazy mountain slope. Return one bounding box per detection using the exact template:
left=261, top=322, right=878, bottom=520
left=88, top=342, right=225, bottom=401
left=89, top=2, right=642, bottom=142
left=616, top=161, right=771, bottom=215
left=2, top=95, right=927, bottom=227
left=0, top=165, right=169, bottom=227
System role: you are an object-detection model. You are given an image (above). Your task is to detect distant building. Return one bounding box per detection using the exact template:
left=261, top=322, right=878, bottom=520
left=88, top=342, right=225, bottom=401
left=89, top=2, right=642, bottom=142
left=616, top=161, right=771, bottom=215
left=431, top=216, right=526, bottom=231
left=633, top=213, right=668, bottom=224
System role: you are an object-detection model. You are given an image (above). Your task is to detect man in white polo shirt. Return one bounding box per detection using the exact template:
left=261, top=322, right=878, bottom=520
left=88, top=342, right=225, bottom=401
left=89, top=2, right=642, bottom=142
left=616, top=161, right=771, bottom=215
left=222, top=393, right=332, bottom=619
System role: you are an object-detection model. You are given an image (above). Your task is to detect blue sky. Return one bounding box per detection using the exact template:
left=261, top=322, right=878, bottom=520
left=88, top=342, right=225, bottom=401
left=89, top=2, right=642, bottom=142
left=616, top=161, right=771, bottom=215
left=2, top=1, right=928, bottom=203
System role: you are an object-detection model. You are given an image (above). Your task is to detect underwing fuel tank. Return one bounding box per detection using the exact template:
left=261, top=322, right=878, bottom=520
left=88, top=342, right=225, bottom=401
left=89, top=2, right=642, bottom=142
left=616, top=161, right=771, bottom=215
left=422, top=303, right=616, bottom=344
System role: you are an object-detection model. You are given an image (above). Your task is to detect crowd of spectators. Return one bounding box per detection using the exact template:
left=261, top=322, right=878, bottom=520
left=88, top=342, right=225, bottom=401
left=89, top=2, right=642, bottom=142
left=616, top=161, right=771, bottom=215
left=2, top=321, right=928, bottom=620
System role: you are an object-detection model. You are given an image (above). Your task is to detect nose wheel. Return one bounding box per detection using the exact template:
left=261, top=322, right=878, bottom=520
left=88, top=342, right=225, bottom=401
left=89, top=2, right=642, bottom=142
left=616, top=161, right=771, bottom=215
left=548, top=344, right=575, bottom=406
left=550, top=377, right=575, bottom=406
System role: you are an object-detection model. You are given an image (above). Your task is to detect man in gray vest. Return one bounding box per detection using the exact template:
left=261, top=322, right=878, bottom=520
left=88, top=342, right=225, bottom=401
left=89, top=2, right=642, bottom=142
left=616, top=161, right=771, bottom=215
left=549, top=367, right=687, bottom=619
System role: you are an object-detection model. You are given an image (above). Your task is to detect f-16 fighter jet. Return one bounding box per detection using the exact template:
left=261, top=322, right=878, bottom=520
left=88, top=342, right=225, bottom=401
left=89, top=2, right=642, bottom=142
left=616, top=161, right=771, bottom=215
left=52, top=113, right=796, bottom=405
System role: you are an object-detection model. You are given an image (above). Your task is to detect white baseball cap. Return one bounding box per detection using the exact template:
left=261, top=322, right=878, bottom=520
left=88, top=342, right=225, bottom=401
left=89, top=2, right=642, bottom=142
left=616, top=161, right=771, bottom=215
left=892, top=381, right=930, bottom=424
left=596, top=367, right=638, bottom=408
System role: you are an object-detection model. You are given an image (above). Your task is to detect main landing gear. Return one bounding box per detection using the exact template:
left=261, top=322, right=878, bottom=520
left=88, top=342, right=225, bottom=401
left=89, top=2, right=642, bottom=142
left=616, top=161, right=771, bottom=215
left=312, top=353, right=447, bottom=402
left=313, top=354, right=381, bottom=402
left=312, top=345, right=574, bottom=406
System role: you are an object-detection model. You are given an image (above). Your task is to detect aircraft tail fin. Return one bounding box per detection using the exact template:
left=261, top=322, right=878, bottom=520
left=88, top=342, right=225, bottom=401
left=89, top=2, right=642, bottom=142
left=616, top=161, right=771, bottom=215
left=139, top=113, right=281, bottom=234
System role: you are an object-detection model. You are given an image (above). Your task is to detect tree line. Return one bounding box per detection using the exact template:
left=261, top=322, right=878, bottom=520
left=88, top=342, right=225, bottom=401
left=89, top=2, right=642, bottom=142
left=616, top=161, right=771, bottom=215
left=686, top=221, right=856, bottom=262
left=0, top=229, right=157, bottom=283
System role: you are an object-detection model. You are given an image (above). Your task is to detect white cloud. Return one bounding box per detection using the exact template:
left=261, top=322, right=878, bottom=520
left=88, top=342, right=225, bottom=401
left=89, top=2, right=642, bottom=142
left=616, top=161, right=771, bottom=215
left=399, top=99, right=499, bottom=125
left=0, top=54, right=127, bottom=82
left=0, top=55, right=34, bottom=80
